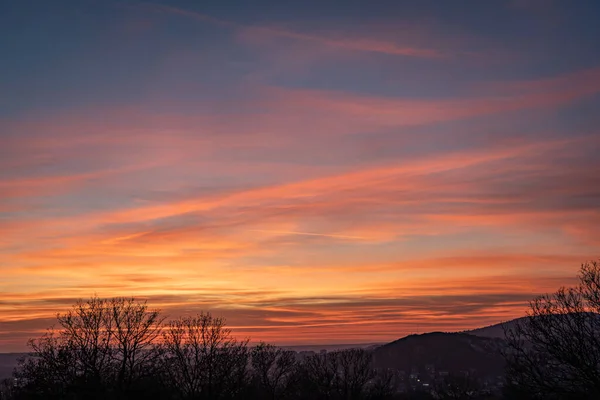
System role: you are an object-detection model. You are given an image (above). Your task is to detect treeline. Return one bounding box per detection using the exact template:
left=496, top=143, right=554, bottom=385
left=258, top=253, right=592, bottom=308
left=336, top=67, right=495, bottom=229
left=1, top=297, right=402, bottom=400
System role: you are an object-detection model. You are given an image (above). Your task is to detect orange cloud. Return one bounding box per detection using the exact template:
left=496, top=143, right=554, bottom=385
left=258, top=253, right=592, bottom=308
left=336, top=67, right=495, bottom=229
left=262, top=67, right=600, bottom=126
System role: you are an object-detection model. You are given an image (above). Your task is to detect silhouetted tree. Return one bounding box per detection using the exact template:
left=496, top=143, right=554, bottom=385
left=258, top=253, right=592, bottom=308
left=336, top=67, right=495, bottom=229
left=334, top=349, right=375, bottom=400
left=504, top=260, right=600, bottom=399
left=13, top=297, right=164, bottom=399
left=251, top=343, right=297, bottom=400
left=365, top=369, right=396, bottom=400
left=14, top=329, right=80, bottom=399
left=297, top=352, right=338, bottom=399
left=160, top=313, right=250, bottom=399
left=294, top=349, right=376, bottom=400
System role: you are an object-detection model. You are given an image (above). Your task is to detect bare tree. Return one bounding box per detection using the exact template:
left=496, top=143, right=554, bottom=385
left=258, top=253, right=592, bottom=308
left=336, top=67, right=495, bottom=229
left=14, top=329, right=80, bottom=399
left=13, top=297, right=164, bottom=398
left=108, top=298, right=163, bottom=391
left=504, top=260, right=600, bottom=399
left=333, top=349, right=375, bottom=400
left=297, top=351, right=338, bottom=399
left=251, top=343, right=297, bottom=400
left=56, top=296, right=115, bottom=390
left=161, top=312, right=250, bottom=399
left=296, top=349, right=376, bottom=400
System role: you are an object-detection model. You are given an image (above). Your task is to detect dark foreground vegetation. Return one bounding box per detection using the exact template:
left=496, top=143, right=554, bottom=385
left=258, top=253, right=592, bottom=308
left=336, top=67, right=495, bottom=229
left=1, top=260, right=599, bottom=400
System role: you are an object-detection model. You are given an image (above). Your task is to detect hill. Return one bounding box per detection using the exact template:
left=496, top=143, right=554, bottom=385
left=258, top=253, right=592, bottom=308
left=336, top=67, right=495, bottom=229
left=372, top=332, right=506, bottom=378
left=281, top=343, right=383, bottom=352
left=467, top=313, right=600, bottom=339
left=465, top=318, right=525, bottom=339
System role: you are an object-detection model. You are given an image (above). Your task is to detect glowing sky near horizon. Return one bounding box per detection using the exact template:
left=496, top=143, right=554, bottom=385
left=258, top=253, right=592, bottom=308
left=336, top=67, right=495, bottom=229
left=1, top=0, right=600, bottom=351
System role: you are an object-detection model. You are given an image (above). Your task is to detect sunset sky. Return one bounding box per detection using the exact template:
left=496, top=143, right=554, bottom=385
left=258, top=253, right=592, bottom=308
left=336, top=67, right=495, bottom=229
left=1, top=0, right=600, bottom=351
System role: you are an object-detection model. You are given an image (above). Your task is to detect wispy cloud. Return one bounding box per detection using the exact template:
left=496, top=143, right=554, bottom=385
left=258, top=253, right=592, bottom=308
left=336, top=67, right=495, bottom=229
left=249, top=229, right=366, bottom=240
left=137, top=3, right=442, bottom=58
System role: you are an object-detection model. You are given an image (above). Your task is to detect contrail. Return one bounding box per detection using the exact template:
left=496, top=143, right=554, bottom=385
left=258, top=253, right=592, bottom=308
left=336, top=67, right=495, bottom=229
left=249, top=229, right=365, bottom=240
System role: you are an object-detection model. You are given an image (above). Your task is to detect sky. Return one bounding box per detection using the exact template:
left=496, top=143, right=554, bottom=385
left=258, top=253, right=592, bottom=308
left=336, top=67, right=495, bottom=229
left=1, top=0, right=600, bottom=352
